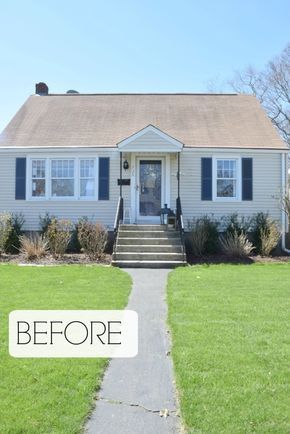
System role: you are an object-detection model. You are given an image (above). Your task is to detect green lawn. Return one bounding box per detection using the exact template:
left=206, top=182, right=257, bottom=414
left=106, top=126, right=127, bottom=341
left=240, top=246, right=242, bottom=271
left=168, top=264, right=290, bottom=434
left=0, top=264, right=131, bottom=434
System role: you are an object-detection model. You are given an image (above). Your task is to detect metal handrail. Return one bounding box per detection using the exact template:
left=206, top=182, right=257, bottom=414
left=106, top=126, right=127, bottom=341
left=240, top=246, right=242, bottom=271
left=114, top=196, right=124, bottom=234
left=176, top=197, right=186, bottom=260
left=113, top=197, right=123, bottom=257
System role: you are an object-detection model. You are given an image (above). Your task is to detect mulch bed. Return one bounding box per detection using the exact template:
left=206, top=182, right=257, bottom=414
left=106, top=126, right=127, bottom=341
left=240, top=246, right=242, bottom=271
left=0, top=253, right=112, bottom=266
left=186, top=253, right=290, bottom=265
left=1, top=253, right=289, bottom=266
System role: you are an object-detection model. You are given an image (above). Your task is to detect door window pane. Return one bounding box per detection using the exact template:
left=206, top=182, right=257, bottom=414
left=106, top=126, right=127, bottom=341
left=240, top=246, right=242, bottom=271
left=139, top=160, right=161, bottom=216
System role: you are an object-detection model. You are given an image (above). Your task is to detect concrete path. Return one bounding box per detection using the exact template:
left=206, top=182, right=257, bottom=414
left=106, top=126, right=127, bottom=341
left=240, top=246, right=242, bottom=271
left=86, top=269, right=180, bottom=434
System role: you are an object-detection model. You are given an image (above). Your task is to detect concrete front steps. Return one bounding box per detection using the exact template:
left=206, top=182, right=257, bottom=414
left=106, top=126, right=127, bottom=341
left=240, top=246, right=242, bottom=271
left=112, top=224, right=187, bottom=268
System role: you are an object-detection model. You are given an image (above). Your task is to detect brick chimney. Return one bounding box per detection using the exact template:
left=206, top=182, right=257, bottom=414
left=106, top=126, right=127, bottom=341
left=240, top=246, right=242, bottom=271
left=35, top=82, right=49, bottom=95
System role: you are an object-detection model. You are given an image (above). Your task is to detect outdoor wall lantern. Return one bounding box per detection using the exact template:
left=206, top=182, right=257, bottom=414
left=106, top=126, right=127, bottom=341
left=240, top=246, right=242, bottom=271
left=123, top=160, right=129, bottom=171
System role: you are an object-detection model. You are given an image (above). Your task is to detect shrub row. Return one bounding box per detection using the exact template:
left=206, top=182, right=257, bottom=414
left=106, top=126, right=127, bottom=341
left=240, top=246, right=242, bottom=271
left=0, top=210, right=283, bottom=260
left=0, top=212, right=108, bottom=260
left=188, top=212, right=281, bottom=258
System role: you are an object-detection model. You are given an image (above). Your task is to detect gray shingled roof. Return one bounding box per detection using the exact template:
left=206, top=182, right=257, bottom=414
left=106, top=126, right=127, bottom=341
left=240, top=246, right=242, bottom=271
left=0, top=93, right=287, bottom=149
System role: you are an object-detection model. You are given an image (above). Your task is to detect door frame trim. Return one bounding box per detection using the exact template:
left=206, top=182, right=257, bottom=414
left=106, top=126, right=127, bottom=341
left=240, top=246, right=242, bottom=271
left=130, top=154, right=171, bottom=223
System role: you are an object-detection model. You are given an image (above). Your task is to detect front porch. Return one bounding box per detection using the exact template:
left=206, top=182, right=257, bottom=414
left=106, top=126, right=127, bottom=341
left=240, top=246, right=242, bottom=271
left=116, top=124, right=183, bottom=225
left=112, top=125, right=186, bottom=267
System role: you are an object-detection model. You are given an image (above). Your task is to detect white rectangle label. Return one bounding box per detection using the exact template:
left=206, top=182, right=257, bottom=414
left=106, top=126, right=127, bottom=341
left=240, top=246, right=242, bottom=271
left=9, top=310, right=138, bottom=358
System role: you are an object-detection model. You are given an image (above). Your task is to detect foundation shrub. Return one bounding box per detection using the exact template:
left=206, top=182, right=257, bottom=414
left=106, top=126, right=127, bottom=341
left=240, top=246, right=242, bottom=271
left=0, top=213, right=13, bottom=254
left=39, top=212, right=56, bottom=235
left=222, top=213, right=252, bottom=236
left=5, top=213, right=25, bottom=253
left=46, top=218, right=73, bottom=257
left=188, top=215, right=219, bottom=256
left=77, top=220, right=108, bottom=260
left=252, top=212, right=280, bottom=255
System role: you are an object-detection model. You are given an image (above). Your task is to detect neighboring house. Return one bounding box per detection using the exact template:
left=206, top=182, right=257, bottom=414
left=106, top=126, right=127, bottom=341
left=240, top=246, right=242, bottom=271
left=0, top=83, right=288, bottom=237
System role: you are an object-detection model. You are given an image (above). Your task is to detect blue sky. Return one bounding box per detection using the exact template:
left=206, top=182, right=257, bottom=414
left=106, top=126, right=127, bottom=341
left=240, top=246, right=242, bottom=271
left=0, top=0, right=289, bottom=131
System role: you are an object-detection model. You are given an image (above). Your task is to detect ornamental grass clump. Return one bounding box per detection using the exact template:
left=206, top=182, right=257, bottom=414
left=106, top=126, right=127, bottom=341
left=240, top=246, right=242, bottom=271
left=220, top=231, right=254, bottom=258
left=77, top=220, right=108, bottom=260
left=19, top=233, right=49, bottom=260
left=0, top=212, right=13, bottom=254
left=46, top=218, right=73, bottom=257
left=252, top=212, right=280, bottom=256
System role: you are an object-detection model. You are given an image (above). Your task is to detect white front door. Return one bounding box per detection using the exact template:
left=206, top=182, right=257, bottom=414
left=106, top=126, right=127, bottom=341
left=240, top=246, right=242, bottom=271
left=136, top=158, right=164, bottom=222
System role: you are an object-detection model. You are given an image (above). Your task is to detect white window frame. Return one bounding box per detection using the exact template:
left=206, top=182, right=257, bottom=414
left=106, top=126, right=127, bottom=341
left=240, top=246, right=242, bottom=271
left=213, top=156, right=241, bottom=202
left=27, top=156, right=99, bottom=201
left=30, top=158, right=47, bottom=199
left=50, top=158, right=76, bottom=200
left=79, top=158, right=98, bottom=200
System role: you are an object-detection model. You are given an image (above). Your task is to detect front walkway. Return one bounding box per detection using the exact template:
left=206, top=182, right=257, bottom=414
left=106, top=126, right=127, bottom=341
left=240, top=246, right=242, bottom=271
left=86, top=269, right=180, bottom=434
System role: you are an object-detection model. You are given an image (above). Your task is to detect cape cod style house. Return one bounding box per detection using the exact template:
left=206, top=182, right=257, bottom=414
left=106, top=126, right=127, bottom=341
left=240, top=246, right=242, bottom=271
left=0, top=83, right=288, bottom=266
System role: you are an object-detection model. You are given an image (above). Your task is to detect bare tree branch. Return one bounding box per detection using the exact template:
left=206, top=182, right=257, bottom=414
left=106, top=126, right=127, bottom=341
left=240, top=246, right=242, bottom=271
left=228, top=43, right=290, bottom=147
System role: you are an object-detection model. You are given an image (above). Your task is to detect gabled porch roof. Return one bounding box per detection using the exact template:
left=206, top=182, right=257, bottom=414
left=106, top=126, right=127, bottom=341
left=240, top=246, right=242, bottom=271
left=117, top=125, right=184, bottom=153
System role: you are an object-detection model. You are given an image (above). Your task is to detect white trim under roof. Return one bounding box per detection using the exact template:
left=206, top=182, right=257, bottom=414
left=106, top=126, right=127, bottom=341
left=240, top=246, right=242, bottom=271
left=117, top=124, right=184, bottom=153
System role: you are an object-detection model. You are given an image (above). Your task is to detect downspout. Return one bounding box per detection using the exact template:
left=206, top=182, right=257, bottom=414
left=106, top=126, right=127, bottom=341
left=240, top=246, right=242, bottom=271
left=281, top=152, right=290, bottom=254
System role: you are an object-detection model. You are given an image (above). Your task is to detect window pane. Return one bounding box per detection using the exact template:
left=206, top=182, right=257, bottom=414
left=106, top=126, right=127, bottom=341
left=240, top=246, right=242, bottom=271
left=32, top=179, right=45, bottom=197
left=51, top=179, right=74, bottom=197
left=80, top=159, right=94, bottom=178
left=216, top=161, right=222, bottom=177
left=232, top=161, right=236, bottom=177
left=51, top=160, right=74, bottom=178
left=217, top=159, right=236, bottom=179
left=217, top=179, right=236, bottom=197
left=51, top=160, right=57, bottom=177
left=69, top=161, right=74, bottom=177
left=32, top=160, right=45, bottom=178
left=80, top=179, right=95, bottom=197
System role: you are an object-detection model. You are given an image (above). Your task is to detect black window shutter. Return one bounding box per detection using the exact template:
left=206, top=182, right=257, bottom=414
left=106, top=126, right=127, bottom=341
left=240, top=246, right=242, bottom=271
left=201, top=158, right=212, bottom=200
left=242, top=158, right=253, bottom=201
left=98, top=157, right=110, bottom=200
left=15, top=158, right=26, bottom=200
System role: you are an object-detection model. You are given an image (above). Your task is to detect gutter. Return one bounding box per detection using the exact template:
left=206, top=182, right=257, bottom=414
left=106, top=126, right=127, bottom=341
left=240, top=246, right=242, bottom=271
left=281, top=152, right=290, bottom=254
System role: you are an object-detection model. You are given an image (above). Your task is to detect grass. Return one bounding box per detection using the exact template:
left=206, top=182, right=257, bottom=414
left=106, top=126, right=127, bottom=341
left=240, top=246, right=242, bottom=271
left=167, top=264, right=290, bottom=434
left=0, top=264, right=131, bottom=434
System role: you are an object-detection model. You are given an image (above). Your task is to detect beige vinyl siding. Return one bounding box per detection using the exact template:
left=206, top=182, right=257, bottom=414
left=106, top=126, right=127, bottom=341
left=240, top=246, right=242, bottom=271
left=0, top=150, right=125, bottom=231
left=0, top=148, right=283, bottom=231
left=175, top=150, right=283, bottom=229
